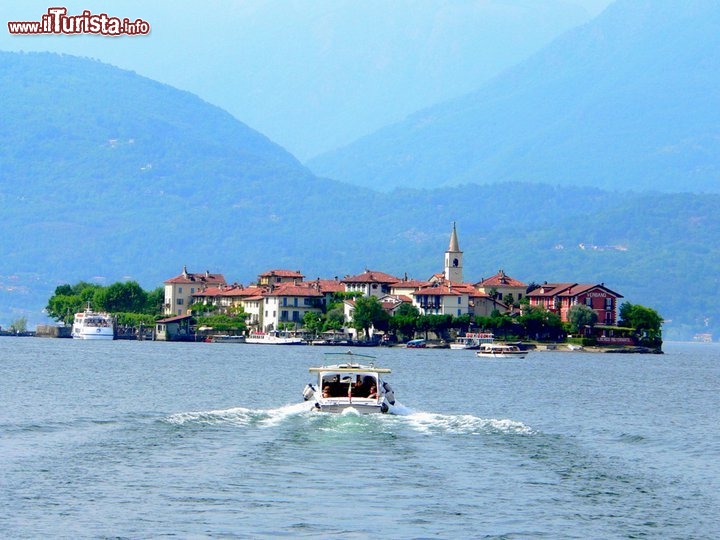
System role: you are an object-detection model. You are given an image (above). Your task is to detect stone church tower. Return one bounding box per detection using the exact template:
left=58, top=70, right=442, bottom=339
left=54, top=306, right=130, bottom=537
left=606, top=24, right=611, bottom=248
left=444, top=222, right=463, bottom=283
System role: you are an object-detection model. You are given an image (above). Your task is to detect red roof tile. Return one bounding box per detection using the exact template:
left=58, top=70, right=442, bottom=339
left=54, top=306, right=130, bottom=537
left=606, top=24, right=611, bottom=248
left=165, top=267, right=226, bottom=285
left=475, top=270, right=527, bottom=288
left=262, top=283, right=324, bottom=297
left=258, top=269, right=304, bottom=278
left=341, top=270, right=401, bottom=284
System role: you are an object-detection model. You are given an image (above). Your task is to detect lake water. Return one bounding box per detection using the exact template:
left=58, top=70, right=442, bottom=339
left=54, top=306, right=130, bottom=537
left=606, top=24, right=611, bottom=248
left=1, top=339, right=718, bottom=539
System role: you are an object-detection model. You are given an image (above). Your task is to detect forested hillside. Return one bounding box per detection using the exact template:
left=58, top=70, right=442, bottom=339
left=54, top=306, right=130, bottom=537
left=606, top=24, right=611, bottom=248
left=1, top=52, right=718, bottom=340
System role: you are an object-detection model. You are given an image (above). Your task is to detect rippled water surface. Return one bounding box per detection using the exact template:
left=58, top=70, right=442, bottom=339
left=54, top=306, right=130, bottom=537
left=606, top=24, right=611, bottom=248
left=1, top=339, right=718, bottom=538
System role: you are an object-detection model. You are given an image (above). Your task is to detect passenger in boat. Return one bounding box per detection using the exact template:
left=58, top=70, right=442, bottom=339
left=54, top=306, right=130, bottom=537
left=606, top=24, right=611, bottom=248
left=367, top=383, right=378, bottom=399
left=352, top=376, right=376, bottom=397
left=351, top=376, right=365, bottom=396
left=322, top=385, right=331, bottom=398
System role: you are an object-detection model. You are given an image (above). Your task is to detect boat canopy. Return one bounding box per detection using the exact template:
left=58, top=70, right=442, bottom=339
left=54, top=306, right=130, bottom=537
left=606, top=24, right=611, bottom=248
left=308, top=351, right=391, bottom=373
left=309, top=364, right=391, bottom=374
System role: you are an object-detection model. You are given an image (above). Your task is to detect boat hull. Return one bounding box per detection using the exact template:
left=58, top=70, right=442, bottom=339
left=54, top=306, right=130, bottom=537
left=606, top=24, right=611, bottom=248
left=72, top=329, right=114, bottom=340
left=476, top=351, right=526, bottom=359
left=246, top=337, right=304, bottom=345
left=313, top=399, right=389, bottom=414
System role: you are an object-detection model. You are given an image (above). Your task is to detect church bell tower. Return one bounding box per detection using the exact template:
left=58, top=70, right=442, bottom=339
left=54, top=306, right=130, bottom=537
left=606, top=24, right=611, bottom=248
left=444, top=222, right=463, bottom=283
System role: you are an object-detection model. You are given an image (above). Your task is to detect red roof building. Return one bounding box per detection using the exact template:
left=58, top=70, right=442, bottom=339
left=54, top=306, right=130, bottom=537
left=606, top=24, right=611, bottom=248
left=163, top=266, right=227, bottom=316
left=259, top=282, right=324, bottom=331
left=475, top=269, right=528, bottom=304
left=257, top=269, right=305, bottom=286
left=341, top=270, right=401, bottom=298
left=527, top=282, right=623, bottom=325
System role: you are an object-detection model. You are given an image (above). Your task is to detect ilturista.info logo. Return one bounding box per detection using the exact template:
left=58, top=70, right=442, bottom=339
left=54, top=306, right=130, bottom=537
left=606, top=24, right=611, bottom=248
left=7, top=7, right=150, bottom=36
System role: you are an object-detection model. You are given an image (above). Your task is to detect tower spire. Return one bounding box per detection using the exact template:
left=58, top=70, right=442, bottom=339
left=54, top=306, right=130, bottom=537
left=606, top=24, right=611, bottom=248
left=444, top=222, right=463, bottom=283
left=448, top=221, right=460, bottom=252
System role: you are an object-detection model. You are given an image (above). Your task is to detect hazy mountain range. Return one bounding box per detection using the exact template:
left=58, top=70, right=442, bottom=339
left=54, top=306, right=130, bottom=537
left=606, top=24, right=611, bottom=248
left=309, top=0, right=720, bottom=192
left=0, top=0, right=609, bottom=160
left=1, top=0, right=719, bottom=340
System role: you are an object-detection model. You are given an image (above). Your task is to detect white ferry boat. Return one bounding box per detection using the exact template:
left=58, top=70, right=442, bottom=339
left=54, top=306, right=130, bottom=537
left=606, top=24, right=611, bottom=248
left=450, top=332, right=494, bottom=350
left=475, top=343, right=527, bottom=359
left=302, top=351, right=396, bottom=414
left=245, top=330, right=304, bottom=345
left=72, top=304, right=115, bottom=340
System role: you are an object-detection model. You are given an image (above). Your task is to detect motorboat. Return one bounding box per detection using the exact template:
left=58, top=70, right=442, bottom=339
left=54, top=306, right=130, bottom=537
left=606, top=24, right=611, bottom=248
left=246, top=330, right=304, bottom=345
left=406, top=339, right=426, bottom=348
left=302, top=351, right=396, bottom=414
left=309, top=330, right=352, bottom=346
left=475, top=343, right=528, bottom=359
left=449, top=332, right=494, bottom=350
left=207, top=334, right=246, bottom=343
left=72, top=304, right=115, bottom=340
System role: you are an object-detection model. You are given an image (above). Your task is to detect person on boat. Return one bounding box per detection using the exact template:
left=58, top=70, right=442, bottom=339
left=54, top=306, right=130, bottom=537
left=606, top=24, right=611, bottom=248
left=352, top=376, right=374, bottom=397
left=367, top=383, right=378, bottom=399
left=322, top=385, right=331, bottom=398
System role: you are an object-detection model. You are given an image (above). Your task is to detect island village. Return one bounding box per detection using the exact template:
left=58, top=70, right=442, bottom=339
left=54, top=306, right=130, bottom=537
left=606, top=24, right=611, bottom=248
left=151, top=224, right=633, bottom=348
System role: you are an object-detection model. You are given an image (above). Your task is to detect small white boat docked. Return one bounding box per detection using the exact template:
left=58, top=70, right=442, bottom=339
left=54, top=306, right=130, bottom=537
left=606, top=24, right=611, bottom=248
left=303, top=351, right=396, bottom=414
left=246, top=330, right=304, bottom=345
left=450, top=332, right=494, bottom=350
left=72, top=304, right=115, bottom=340
left=475, top=343, right=527, bottom=359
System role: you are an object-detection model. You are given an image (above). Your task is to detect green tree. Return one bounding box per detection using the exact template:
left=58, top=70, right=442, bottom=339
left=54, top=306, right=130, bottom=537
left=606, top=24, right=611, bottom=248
left=426, top=314, right=453, bottom=340
left=303, top=311, right=323, bottom=336
left=389, top=302, right=419, bottom=340
left=323, top=307, right=346, bottom=331
left=351, top=296, right=388, bottom=339
left=451, top=313, right=472, bottom=333
left=618, top=302, right=663, bottom=345
left=145, top=287, right=165, bottom=314
left=196, top=313, right=247, bottom=333
left=10, top=317, right=27, bottom=333
left=46, top=294, right=84, bottom=325
left=518, top=306, right=564, bottom=341
left=567, top=304, right=598, bottom=334
left=96, top=281, right=147, bottom=313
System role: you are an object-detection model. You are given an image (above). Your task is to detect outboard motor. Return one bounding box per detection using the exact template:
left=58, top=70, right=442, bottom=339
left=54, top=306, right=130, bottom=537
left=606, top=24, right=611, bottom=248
left=382, top=381, right=395, bottom=405
left=303, top=383, right=316, bottom=401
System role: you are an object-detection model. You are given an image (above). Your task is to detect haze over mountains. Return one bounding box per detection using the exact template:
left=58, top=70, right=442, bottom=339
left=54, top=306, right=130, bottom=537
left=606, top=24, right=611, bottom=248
left=0, top=0, right=608, bottom=160
left=309, top=0, right=720, bottom=192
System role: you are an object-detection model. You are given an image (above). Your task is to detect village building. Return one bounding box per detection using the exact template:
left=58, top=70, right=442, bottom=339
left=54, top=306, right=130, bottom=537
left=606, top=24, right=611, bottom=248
left=260, top=282, right=324, bottom=331
left=475, top=269, right=528, bottom=305
left=163, top=266, right=226, bottom=316
left=411, top=282, right=468, bottom=316
left=341, top=269, right=400, bottom=298
left=155, top=314, right=193, bottom=341
left=527, top=282, right=623, bottom=325
left=257, top=269, right=304, bottom=286
left=341, top=270, right=401, bottom=323
left=191, top=284, right=264, bottom=316
left=391, top=277, right=431, bottom=299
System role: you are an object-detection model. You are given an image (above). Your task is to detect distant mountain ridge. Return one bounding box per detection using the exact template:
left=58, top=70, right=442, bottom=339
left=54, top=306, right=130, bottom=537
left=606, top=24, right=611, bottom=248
left=1, top=51, right=720, bottom=341
left=308, top=0, right=720, bottom=193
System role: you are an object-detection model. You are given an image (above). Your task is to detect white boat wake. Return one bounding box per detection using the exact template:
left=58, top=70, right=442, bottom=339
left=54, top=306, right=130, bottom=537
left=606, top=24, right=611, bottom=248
left=164, top=400, right=533, bottom=436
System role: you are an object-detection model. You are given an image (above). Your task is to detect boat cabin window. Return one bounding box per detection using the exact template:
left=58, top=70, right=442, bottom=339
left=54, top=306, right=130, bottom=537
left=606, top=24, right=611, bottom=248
left=321, top=373, right=378, bottom=398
